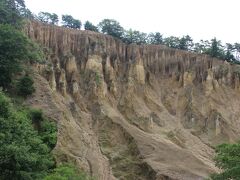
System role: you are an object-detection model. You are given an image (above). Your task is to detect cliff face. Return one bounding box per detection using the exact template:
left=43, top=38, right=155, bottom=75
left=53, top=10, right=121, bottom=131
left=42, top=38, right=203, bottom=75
left=25, top=21, right=240, bottom=180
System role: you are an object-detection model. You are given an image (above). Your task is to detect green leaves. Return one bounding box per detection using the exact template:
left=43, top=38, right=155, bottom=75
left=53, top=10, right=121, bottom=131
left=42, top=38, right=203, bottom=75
left=0, top=24, right=44, bottom=89
left=123, top=29, right=148, bottom=45
left=98, top=19, right=124, bottom=39
left=148, top=32, right=163, bottom=45
left=84, top=21, right=98, bottom=32
left=212, top=143, right=240, bottom=179
left=62, top=15, right=81, bottom=29
left=0, top=92, right=56, bottom=180
left=0, top=0, right=27, bottom=28
left=37, top=12, right=59, bottom=25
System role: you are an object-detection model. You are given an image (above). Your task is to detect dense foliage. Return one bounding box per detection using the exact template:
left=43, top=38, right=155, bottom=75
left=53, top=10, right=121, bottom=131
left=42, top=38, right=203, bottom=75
left=62, top=14, right=81, bottom=29
left=84, top=20, right=98, bottom=32
left=98, top=19, right=124, bottom=39
left=0, top=0, right=43, bottom=90
left=123, top=29, right=148, bottom=45
left=0, top=0, right=25, bottom=28
left=38, top=12, right=59, bottom=25
left=0, top=91, right=92, bottom=179
left=29, top=109, right=57, bottom=149
left=211, top=143, right=240, bottom=179
left=0, top=24, right=42, bottom=89
left=0, top=92, right=56, bottom=180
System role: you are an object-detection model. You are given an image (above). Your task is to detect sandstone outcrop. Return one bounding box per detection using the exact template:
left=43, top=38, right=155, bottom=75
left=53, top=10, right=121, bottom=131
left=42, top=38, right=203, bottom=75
left=25, top=21, right=240, bottom=180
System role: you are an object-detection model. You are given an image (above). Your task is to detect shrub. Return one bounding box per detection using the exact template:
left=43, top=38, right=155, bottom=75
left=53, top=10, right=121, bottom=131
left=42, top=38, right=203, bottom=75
left=39, top=120, right=57, bottom=149
left=29, top=108, right=57, bottom=149
left=17, top=74, right=35, bottom=97
left=30, top=109, right=44, bottom=122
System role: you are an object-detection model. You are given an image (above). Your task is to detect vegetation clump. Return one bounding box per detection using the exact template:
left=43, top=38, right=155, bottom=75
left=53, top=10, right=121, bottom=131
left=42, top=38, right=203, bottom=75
left=0, top=92, right=56, bottom=179
left=17, top=74, right=35, bottom=98
left=62, top=14, right=81, bottom=29
left=211, top=142, right=240, bottom=179
left=0, top=24, right=42, bottom=89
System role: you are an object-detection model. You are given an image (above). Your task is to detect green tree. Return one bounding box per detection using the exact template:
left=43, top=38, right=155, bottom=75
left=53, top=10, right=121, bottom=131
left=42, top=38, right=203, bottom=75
left=148, top=32, right=163, bottom=45
left=62, top=15, right=81, bottom=29
left=123, top=29, right=147, bottom=45
left=0, top=24, right=43, bottom=89
left=17, top=74, right=35, bottom=98
left=123, top=29, right=134, bottom=44
left=98, top=19, right=124, bottom=39
left=206, top=38, right=225, bottom=59
left=164, top=36, right=180, bottom=48
left=84, top=21, right=98, bottom=32
left=38, top=12, right=59, bottom=25
left=178, top=35, right=193, bottom=51
left=234, top=43, right=240, bottom=61
left=0, top=0, right=27, bottom=28
left=224, top=43, right=235, bottom=62
left=194, top=40, right=211, bottom=54
left=0, top=92, right=55, bottom=180
left=211, top=143, right=240, bottom=179
left=0, top=25, right=32, bottom=88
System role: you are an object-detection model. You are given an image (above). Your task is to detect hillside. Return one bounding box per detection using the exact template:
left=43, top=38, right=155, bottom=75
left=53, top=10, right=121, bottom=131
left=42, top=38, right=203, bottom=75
left=25, top=21, right=240, bottom=180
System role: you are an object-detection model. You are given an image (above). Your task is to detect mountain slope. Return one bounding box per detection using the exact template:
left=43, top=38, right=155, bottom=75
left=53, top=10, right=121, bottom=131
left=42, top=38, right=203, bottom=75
left=25, top=21, right=240, bottom=180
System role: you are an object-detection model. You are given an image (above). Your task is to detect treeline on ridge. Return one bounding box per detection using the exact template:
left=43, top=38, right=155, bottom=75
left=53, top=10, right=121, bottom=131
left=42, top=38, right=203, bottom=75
left=28, top=11, right=240, bottom=64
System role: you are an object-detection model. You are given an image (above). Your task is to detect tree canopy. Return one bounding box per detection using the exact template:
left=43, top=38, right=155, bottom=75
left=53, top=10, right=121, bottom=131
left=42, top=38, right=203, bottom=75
left=38, top=12, right=59, bottom=25
left=62, top=15, right=81, bottom=29
left=0, top=92, right=56, bottom=180
left=0, top=0, right=24, bottom=27
left=148, top=32, right=163, bottom=45
left=84, top=20, right=98, bottom=32
left=178, top=35, right=193, bottom=51
left=123, top=29, right=148, bottom=45
left=98, top=19, right=124, bottom=39
left=0, top=24, right=42, bottom=89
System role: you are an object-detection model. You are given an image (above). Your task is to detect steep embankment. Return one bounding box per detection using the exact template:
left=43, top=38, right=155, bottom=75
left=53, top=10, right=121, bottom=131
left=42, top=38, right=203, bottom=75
left=25, top=21, right=240, bottom=180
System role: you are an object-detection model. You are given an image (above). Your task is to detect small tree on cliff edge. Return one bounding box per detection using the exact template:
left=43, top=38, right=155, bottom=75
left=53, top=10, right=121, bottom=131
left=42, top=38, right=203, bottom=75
left=84, top=20, right=98, bottom=32
left=38, top=12, right=59, bottom=25
left=98, top=19, right=124, bottom=39
left=62, top=15, right=81, bottom=29
left=123, top=29, right=147, bottom=45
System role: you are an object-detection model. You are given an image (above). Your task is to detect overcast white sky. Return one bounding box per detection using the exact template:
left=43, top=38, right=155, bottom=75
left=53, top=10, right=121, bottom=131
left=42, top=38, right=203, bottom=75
left=25, top=0, right=240, bottom=44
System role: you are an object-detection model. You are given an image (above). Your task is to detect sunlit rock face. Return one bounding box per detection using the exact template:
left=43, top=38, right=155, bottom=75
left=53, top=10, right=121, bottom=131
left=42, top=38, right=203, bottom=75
left=25, top=21, right=240, bottom=180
